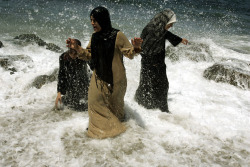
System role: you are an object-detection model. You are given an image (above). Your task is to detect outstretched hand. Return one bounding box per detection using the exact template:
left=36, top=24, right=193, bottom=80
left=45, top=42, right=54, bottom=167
left=181, top=38, right=188, bottom=45
left=55, top=92, right=62, bottom=110
left=131, top=37, right=143, bottom=49
left=66, top=38, right=80, bottom=52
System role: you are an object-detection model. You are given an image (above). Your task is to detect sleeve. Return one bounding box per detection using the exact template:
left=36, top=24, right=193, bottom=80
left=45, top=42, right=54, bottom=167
left=78, top=39, right=92, bottom=61
left=57, top=54, right=67, bottom=95
left=116, top=31, right=140, bottom=59
left=165, top=31, right=182, bottom=47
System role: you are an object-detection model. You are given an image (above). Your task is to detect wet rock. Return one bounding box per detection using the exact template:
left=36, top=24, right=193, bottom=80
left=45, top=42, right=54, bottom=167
left=32, top=68, right=59, bottom=89
left=0, top=58, right=10, bottom=69
left=9, top=68, right=17, bottom=74
left=14, top=34, right=46, bottom=46
left=203, top=59, right=250, bottom=89
left=6, top=55, right=33, bottom=62
left=0, top=58, right=17, bottom=74
left=0, top=55, right=32, bottom=74
left=0, top=41, right=3, bottom=48
left=166, top=42, right=214, bottom=62
left=14, top=34, right=63, bottom=53
left=45, top=43, right=63, bottom=53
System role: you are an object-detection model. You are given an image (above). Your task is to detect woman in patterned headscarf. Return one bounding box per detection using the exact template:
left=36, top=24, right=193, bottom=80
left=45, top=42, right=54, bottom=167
left=67, top=6, right=142, bottom=139
left=135, top=9, right=188, bottom=113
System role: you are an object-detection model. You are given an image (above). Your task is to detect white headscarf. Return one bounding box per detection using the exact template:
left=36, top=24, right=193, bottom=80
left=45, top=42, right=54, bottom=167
left=167, top=14, right=176, bottom=25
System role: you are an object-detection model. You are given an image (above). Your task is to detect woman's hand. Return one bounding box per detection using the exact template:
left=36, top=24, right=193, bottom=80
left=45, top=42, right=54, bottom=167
left=181, top=38, right=188, bottom=45
left=55, top=92, right=62, bottom=110
left=131, top=37, right=143, bottom=49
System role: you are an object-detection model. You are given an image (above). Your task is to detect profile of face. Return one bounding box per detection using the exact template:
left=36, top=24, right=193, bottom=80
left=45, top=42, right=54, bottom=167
left=69, top=48, right=77, bottom=59
left=165, top=23, right=174, bottom=30
left=90, top=16, right=102, bottom=32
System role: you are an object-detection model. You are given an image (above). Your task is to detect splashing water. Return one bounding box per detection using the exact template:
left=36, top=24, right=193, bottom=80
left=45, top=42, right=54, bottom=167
left=0, top=0, right=250, bottom=166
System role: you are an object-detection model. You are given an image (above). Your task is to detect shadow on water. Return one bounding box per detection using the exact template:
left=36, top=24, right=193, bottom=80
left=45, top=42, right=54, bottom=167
left=124, top=104, right=145, bottom=128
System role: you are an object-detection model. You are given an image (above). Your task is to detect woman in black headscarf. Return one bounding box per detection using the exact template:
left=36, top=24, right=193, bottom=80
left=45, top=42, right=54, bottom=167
left=135, top=9, right=188, bottom=113
left=67, top=6, right=142, bottom=139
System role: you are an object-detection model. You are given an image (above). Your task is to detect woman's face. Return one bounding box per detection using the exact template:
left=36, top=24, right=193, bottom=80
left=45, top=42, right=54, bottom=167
left=165, top=23, right=173, bottom=30
left=91, top=16, right=101, bottom=32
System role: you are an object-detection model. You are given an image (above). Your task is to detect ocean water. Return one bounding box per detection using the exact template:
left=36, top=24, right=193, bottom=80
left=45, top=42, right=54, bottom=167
left=0, top=0, right=250, bottom=166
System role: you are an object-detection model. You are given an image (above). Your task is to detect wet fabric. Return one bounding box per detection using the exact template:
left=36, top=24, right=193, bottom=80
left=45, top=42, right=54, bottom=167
left=135, top=9, right=182, bottom=112
left=90, top=28, right=119, bottom=86
left=76, top=6, right=139, bottom=138
left=79, top=31, right=137, bottom=139
left=135, top=55, right=169, bottom=111
left=89, top=6, right=120, bottom=86
left=140, top=9, right=177, bottom=56
left=57, top=52, right=89, bottom=111
left=87, top=71, right=126, bottom=139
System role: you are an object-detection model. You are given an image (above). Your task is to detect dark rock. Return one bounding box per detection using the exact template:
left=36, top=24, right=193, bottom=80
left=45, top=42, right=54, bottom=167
left=203, top=59, right=250, bottom=89
left=46, top=43, right=64, bottom=53
left=0, top=41, right=3, bottom=48
left=14, top=34, right=46, bottom=46
left=9, top=67, right=17, bottom=75
left=7, top=55, right=33, bottom=62
left=0, top=57, right=18, bottom=74
left=0, top=55, right=33, bottom=74
left=0, top=58, right=10, bottom=69
left=32, top=68, right=59, bottom=89
left=166, top=42, right=214, bottom=62
left=14, top=34, right=63, bottom=53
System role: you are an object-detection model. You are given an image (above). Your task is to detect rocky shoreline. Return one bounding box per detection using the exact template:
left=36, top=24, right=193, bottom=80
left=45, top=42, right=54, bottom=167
left=0, top=34, right=62, bottom=88
left=166, top=42, right=250, bottom=90
left=1, top=37, right=250, bottom=90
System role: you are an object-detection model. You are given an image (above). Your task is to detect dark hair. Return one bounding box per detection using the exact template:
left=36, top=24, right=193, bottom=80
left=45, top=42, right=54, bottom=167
left=90, top=6, right=112, bottom=31
left=74, top=39, right=81, bottom=46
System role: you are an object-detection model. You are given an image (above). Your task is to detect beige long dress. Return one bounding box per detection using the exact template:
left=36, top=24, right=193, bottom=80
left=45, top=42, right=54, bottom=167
left=78, top=31, right=138, bottom=139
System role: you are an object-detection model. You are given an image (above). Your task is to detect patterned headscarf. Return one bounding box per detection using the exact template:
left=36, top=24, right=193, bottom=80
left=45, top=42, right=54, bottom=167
left=141, top=9, right=176, bottom=56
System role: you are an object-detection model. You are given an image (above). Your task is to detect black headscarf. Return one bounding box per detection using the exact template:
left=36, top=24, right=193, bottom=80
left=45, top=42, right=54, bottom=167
left=90, top=6, right=119, bottom=86
left=141, top=9, right=176, bottom=56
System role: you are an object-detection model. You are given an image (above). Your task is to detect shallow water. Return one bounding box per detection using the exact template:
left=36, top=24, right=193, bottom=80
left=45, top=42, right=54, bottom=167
left=0, top=0, right=250, bottom=166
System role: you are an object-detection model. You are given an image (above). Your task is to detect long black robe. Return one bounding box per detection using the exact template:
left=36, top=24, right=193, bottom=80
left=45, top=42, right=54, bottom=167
left=135, top=31, right=182, bottom=112
left=57, top=52, right=89, bottom=111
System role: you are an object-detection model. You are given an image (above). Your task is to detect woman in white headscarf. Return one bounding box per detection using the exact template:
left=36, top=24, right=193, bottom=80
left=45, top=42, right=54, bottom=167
left=135, top=9, right=188, bottom=113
